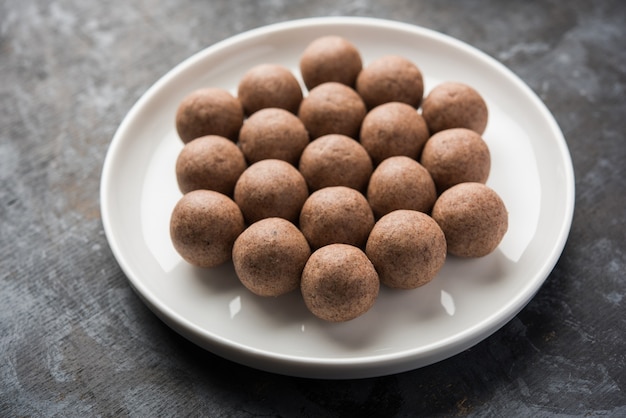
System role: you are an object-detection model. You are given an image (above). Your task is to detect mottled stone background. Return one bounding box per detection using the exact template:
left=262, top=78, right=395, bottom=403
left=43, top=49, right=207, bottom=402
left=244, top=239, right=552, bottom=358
left=1, top=0, right=625, bottom=416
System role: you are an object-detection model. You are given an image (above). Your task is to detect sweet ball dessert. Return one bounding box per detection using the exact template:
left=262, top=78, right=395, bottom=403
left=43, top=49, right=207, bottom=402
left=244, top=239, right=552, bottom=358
left=168, top=36, right=508, bottom=322
left=356, top=55, right=424, bottom=109
left=238, top=107, right=309, bottom=166
left=299, top=35, right=363, bottom=90
left=367, top=156, right=437, bottom=218
left=366, top=210, right=447, bottom=289
left=420, top=128, right=491, bottom=193
left=298, top=134, right=373, bottom=193
left=232, top=217, right=311, bottom=297
left=431, top=182, right=508, bottom=257
left=301, top=243, right=379, bottom=322
left=298, top=82, right=367, bottom=140
left=175, top=87, right=243, bottom=143
left=359, top=101, right=430, bottom=165
left=170, top=190, right=244, bottom=268
left=421, top=81, right=489, bottom=135
left=234, top=159, right=309, bottom=225
left=237, top=63, right=303, bottom=116
left=175, top=135, right=247, bottom=196
left=299, top=186, right=375, bottom=250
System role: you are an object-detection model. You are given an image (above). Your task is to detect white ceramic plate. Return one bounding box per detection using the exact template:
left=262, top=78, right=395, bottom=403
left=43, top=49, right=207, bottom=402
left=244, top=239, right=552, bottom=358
left=100, top=17, right=574, bottom=379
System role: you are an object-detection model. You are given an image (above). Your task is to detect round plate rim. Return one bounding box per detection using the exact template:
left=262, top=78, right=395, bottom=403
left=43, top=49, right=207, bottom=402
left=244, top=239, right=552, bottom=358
left=100, top=16, right=575, bottom=379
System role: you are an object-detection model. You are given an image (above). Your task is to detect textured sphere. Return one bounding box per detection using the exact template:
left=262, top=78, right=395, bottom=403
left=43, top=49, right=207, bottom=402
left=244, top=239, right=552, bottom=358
left=298, top=134, right=373, bottom=192
left=299, top=35, right=363, bottom=90
left=431, top=182, right=508, bottom=257
left=420, top=128, right=491, bottom=193
left=238, top=108, right=309, bottom=166
left=367, top=156, right=437, bottom=218
left=299, top=186, right=375, bottom=250
left=233, top=217, right=311, bottom=297
left=175, top=87, right=243, bottom=143
left=301, top=244, right=379, bottom=322
left=359, top=101, right=430, bottom=165
left=175, top=135, right=247, bottom=196
left=421, top=82, right=488, bottom=135
left=237, top=64, right=303, bottom=116
left=366, top=210, right=447, bottom=289
left=170, top=190, right=244, bottom=268
left=234, top=159, right=309, bottom=224
left=298, top=82, right=367, bottom=140
left=356, top=55, right=424, bottom=109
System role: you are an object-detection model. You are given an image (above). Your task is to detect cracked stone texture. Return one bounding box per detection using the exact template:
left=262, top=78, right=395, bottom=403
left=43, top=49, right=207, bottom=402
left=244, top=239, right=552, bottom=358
left=1, top=0, right=625, bottom=416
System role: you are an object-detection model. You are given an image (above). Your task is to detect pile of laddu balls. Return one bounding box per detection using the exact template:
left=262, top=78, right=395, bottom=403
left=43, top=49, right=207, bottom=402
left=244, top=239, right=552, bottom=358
left=170, top=36, right=508, bottom=322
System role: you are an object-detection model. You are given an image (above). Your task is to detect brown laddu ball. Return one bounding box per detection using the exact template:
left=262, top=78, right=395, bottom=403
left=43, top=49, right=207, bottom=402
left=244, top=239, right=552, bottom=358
left=238, top=108, right=309, bottom=166
left=237, top=63, right=303, bottom=116
left=299, top=186, right=375, bottom=250
left=170, top=190, right=244, bottom=268
left=299, top=35, right=363, bottom=90
left=356, top=55, right=424, bottom=109
left=420, top=128, right=491, bottom=193
left=366, top=210, right=447, bottom=289
left=234, top=159, right=309, bottom=225
left=298, top=134, right=373, bottom=193
left=175, top=135, right=247, bottom=196
left=175, top=87, right=243, bottom=143
left=359, top=101, right=430, bottom=165
left=298, top=82, right=367, bottom=140
left=431, top=182, right=508, bottom=257
left=301, top=244, right=379, bottom=322
left=421, top=81, right=489, bottom=135
left=367, top=156, right=437, bottom=218
left=232, top=218, right=311, bottom=297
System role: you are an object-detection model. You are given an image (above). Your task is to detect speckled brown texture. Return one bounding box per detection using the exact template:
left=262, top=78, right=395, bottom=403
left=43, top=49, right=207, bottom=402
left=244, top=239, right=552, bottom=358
left=175, top=135, right=247, bottom=196
left=234, top=159, right=308, bottom=224
left=367, top=156, right=437, bottom=218
left=170, top=190, right=245, bottom=268
left=301, top=244, right=379, bottom=322
left=297, top=82, right=367, bottom=140
left=232, top=217, right=311, bottom=297
left=299, top=35, right=363, bottom=90
left=359, top=101, right=430, bottom=165
left=420, top=128, right=491, bottom=193
left=238, top=107, right=309, bottom=166
left=421, top=82, right=488, bottom=135
left=431, top=182, right=508, bottom=257
left=366, top=209, right=447, bottom=289
left=356, top=55, right=424, bottom=109
left=237, top=63, right=303, bottom=116
left=299, top=186, right=374, bottom=250
left=298, top=134, right=373, bottom=192
left=175, top=87, right=244, bottom=143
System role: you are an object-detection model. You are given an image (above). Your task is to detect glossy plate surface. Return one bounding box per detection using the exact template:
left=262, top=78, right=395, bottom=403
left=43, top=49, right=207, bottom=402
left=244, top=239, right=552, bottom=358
left=100, top=17, right=575, bottom=379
